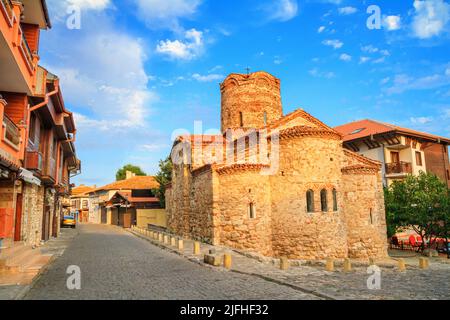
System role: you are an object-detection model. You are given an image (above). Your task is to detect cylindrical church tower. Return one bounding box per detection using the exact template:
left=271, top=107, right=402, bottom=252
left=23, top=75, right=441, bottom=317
left=220, top=71, right=283, bottom=133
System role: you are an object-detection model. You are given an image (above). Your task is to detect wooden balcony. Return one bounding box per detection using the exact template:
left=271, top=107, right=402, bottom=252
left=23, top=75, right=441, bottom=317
left=0, top=0, right=38, bottom=94
left=25, top=150, right=43, bottom=172
left=385, top=162, right=412, bottom=175
left=2, top=113, right=20, bottom=150
left=41, top=157, right=57, bottom=184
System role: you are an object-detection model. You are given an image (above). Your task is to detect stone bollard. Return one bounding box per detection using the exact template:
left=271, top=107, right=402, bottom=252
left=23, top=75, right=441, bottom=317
left=398, top=259, right=406, bottom=272
left=171, top=237, right=176, bottom=247
left=223, top=254, right=232, bottom=270
left=164, top=235, right=169, bottom=244
left=419, top=257, right=429, bottom=269
left=178, top=239, right=184, bottom=251
left=344, top=258, right=352, bottom=272
left=326, top=258, right=335, bottom=272
left=204, top=254, right=222, bottom=267
left=193, top=242, right=201, bottom=255
left=280, top=257, right=289, bottom=270
left=158, top=233, right=163, bottom=242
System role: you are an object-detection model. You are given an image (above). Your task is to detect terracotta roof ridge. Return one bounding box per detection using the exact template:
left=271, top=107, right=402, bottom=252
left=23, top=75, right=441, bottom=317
left=343, top=149, right=381, bottom=167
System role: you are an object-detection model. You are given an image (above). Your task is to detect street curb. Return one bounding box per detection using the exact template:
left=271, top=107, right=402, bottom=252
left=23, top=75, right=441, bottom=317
left=128, top=230, right=335, bottom=300
left=13, top=254, right=57, bottom=300
left=14, top=229, right=80, bottom=300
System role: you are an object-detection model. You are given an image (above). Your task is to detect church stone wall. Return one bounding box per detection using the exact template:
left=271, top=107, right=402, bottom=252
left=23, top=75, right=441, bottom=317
left=341, top=171, right=388, bottom=258
left=270, top=136, right=348, bottom=259
left=217, top=171, right=273, bottom=256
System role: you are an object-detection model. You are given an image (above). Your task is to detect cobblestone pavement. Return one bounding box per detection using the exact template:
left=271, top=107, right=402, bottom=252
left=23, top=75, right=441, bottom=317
left=24, top=224, right=319, bottom=300
left=131, top=227, right=450, bottom=300
left=0, top=227, right=79, bottom=300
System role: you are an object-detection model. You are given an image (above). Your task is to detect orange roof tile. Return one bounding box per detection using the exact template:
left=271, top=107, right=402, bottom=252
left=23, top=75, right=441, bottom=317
left=92, top=176, right=160, bottom=193
left=71, top=185, right=96, bottom=196
left=335, top=119, right=450, bottom=144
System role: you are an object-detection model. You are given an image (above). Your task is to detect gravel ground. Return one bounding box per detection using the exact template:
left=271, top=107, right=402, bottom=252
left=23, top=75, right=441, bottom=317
left=24, top=224, right=320, bottom=300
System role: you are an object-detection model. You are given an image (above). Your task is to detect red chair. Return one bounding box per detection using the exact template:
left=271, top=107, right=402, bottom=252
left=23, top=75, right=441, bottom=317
left=409, top=235, right=421, bottom=252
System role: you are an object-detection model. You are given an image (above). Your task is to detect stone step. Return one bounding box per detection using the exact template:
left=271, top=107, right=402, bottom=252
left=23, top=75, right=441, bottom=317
left=0, top=270, right=38, bottom=286
left=0, top=242, right=26, bottom=260
left=21, top=254, right=52, bottom=273
left=5, top=246, right=40, bottom=268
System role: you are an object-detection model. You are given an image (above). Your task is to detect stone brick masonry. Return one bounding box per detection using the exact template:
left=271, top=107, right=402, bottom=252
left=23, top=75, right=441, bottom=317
left=166, top=71, right=388, bottom=260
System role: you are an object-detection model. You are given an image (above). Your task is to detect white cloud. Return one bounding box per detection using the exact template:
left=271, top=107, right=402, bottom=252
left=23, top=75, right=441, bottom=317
left=318, top=26, right=326, bottom=33
left=322, top=39, right=343, bottom=49
left=68, top=0, right=110, bottom=10
left=373, top=57, right=386, bottom=64
left=266, top=0, right=298, bottom=22
left=359, top=56, right=371, bottom=64
left=383, top=15, right=401, bottom=31
left=380, top=77, right=390, bottom=85
left=446, top=68, right=450, bottom=76
left=339, top=53, right=352, bottom=62
left=386, top=72, right=450, bottom=94
left=192, top=73, right=224, bottom=82
left=338, top=6, right=358, bottom=15
left=361, top=45, right=379, bottom=53
left=412, top=0, right=450, bottom=39
left=309, top=68, right=335, bottom=79
left=134, top=0, right=202, bottom=30
left=410, top=116, right=434, bottom=124
left=156, top=28, right=204, bottom=60
left=274, top=56, right=283, bottom=64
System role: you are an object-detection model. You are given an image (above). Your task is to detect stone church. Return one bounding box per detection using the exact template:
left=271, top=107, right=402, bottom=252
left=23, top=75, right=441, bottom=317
left=166, top=71, right=388, bottom=260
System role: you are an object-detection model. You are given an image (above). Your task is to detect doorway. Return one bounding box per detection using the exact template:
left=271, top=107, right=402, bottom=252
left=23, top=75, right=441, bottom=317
left=14, top=193, right=23, bottom=242
left=390, top=151, right=400, bottom=164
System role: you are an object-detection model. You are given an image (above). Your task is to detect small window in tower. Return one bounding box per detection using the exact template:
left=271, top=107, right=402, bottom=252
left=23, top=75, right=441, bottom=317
left=369, top=208, right=374, bottom=225
left=320, top=189, right=328, bottom=212
left=239, top=112, right=244, bottom=127
left=248, top=203, right=256, bottom=219
left=263, top=112, right=267, bottom=126
left=306, top=190, right=314, bottom=213
left=332, top=189, right=338, bottom=211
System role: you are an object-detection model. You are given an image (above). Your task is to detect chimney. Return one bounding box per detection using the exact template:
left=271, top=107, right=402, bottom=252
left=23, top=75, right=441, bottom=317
left=126, top=171, right=136, bottom=180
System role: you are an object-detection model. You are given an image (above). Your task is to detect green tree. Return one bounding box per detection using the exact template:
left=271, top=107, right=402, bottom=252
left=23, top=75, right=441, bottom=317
left=153, top=157, right=173, bottom=208
left=115, top=164, right=146, bottom=181
left=385, top=172, right=449, bottom=251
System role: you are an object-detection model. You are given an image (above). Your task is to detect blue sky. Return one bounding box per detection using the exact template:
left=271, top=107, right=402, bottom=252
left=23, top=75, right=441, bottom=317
left=40, top=0, right=450, bottom=187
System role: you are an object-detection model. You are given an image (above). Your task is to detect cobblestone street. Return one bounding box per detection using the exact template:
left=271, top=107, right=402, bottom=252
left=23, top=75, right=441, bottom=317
left=23, top=224, right=450, bottom=300
left=24, top=224, right=319, bottom=300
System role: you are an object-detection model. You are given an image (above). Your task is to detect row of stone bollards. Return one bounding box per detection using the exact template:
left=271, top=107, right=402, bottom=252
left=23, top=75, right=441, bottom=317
left=278, top=256, right=431, bottom=272
left=131, top=226, right=233, bottom=270
left=132, top=227, right=431, bottom=273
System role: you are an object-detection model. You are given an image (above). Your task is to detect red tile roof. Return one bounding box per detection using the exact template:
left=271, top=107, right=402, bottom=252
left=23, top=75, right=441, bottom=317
left=92, top=176, right=159, bottom=193
left=72, top=185, right=96, bottom=196
left=335, top=119, right=450, bottom=144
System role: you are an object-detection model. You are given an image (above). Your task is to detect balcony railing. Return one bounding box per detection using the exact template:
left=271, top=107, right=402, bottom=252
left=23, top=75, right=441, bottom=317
left=18, top=26, right=35, bottom=72
left=0, top=0, right=14, bottom=25
left=25, top=150, right=43, bottom=172
left=385, top=162, right=412, bottom=175
left=2, top=114, right=21, bottom=150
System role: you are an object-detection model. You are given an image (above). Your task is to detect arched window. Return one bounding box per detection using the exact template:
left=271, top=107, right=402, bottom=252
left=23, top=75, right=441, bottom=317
left=320, top=189, right=328, bottom=212
left=263, top=111, right=267, bottom=126
left=306, top=190, right=314, bottom=213
left=369, top=208, right=373, bottom=225
left=248, top=203, right=256, bottom=219
left=239, top=112, right=244, bottom=127
left=332, top=189, right=338, bottom=211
